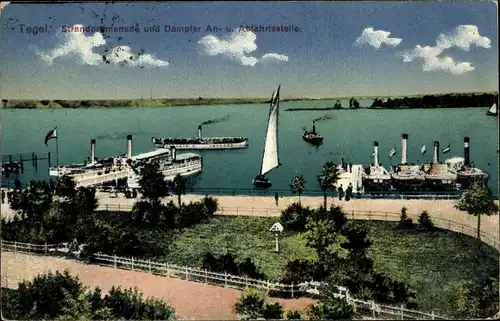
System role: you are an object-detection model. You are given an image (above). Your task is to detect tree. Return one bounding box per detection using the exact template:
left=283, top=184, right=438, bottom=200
left=455, top=181, right=499, bottom=240
left=334, top=100, right=342, bottom=109
left=352, top=99, right=360, bottom=109
left=169, top=174, right=187, bottom=206
left=317, top=162, right=341, bottom=209
left=304, top=206, right=349, bottom=270
left=132, top=160, right=169, bottom=227
left=290, top=174, right=306, bottom=204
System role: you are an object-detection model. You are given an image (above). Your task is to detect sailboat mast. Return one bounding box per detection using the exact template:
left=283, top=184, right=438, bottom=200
left=260, top=85, right=281, bottom=176
left=260, top=90, right=276, bottom=176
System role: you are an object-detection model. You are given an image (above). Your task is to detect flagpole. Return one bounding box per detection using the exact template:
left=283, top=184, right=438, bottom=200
left=56, top=131, right=59, bottom=178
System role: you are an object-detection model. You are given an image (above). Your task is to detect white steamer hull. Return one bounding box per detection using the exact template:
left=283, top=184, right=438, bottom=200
left=155, top=141, right=248, bottom=150
left=127, top=159, right=202, bottom=189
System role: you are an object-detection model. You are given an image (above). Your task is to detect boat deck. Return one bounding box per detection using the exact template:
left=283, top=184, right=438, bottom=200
left=336, top=165, right=364, bottom=193
left=68, top=168, right=132, bottom=187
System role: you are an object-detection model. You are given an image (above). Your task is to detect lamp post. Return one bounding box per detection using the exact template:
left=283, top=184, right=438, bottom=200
left=270, top=222, right=284, bottom=252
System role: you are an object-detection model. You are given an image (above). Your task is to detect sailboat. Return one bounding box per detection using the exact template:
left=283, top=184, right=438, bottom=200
left=253, top=85, right=281, bottom=188
left=486, top=103, right=498, bottom=116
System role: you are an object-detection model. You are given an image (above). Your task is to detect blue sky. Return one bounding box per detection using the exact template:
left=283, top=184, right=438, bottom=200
left=0, top=1, right=497, bottom=99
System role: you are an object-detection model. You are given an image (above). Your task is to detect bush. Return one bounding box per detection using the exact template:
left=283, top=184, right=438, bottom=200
left=307, top=297, right=355, bottom=320
left=280, top=203, right=313, bottom=232
left=262, top=302, right=283, bottom=319
left=284, top=310, right=302, bottom=319
left=202, top=252, right=265, bottom=279
left=418, top=211, right=435, bottom=231
left=397, top=206, right=414, bottom=229
left=234, top=289, right=267, bottom=319
left=40, top=100, right=50, bottom=106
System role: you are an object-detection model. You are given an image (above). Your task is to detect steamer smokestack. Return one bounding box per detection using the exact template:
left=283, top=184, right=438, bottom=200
left=170, top=145, right=176, bottom=161
left=374, top=141, right=379, bottom=167
left=312, top=121, right=316, bottom=134
left=433, top=141, right=439, bottom=165
left=126, top=135, right=132, bottom=158
left=90, top=139, right=96, bottom=163
left=198, top=125, right=202, bottom=139
left=401, top=133, right=408, bottom=165
left=464, top=137, right=470, bottom=166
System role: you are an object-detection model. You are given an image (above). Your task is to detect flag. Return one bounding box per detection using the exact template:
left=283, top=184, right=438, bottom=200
left=44, top=127, right=57, bottom=146
left=371, top=151, right=375, bottom=158
left=389, top=147, right=396, bottom=158
left=442, top=145, right=450, bottom=154
left=421, top=145, right=426, bottom=155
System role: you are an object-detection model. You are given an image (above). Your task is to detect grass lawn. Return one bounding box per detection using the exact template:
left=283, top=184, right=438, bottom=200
left=162, top=216, right=498, bottom=315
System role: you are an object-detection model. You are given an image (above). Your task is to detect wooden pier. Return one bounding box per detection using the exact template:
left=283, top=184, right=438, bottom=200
left=1, top=152, right=52, bottom=171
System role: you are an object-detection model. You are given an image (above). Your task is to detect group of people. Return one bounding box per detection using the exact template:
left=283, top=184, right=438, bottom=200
left=337, top=182, right=354, bottom=201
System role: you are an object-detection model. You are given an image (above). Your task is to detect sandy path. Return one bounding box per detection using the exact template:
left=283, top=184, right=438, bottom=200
left=1, top=251, right=315, bottom=320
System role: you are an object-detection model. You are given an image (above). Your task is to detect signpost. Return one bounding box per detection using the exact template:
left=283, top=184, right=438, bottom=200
left=269, top=222, right=284, bottom=252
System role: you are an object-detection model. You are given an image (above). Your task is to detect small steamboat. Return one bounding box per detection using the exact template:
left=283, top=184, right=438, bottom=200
left=302, top=121, right=323, bottom=145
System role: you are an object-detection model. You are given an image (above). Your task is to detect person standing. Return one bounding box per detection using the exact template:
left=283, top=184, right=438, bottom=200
left=338, top=185, right=344, bottom=201
left=1, top=190, right=4, bottom=204
left=275, top=192, right=279, bottom=206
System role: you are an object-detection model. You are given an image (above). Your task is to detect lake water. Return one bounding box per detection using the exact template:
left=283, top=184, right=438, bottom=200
left=1, top=101, right=498, bottom=196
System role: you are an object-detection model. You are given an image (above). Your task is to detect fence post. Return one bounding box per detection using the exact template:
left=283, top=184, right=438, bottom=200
left=368, top=211, right=371, bottom=220
left=431, top=311, right=435, bottom=320
left=205, top=269, right=208, bottom=283
left=448, top=220, right=451, bottom=229
left=14, top=241, right=17, bottom=252
left=385, top=212, right=388, bottom=221
left=245, top=275, right=249, bottom=289
left=252, top=207, right=254, bottom=215
left=148, top=259, right=151, bottom=273
left=400, top=304, right=404, bottom=320
left=371, top=300, right=376, bottom=319
left=224, top=272, right=228, bottom=287
left=185, top=266, right=189, bottom=280
left=352, top=210, right=354, bottom=219
left=236, top=207, right=238, bottom=215
left=114, top=254, right=117, bottom=268
left=291, top=283, right=294, bottom=298
left=131, top=257, right=134, bottom=271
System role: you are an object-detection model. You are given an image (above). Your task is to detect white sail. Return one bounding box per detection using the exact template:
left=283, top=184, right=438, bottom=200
left=488, top=103, right=497, bottom=115
left=260, top=85, right=281, bottom=176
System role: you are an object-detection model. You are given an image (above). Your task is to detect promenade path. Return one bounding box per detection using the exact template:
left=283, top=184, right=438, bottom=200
left=1, top=251, right=314, bottom=320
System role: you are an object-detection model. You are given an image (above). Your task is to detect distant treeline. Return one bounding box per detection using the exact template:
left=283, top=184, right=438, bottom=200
left=370, top=93, right=498, bottom=109
left=1, top=97, right=271, bottom=109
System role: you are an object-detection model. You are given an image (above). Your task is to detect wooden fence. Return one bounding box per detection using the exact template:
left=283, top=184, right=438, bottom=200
left=1, top=238, right=449, bottom=319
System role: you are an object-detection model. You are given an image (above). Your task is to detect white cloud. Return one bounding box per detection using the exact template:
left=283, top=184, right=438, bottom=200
left=37, top=24, right=169, bottom=68
left=355, top=27, right=402, bottom=49
left=261, top=53, right=289, bottom=62
left=198, top=30, right=288, bottom=66
left=403, top=25, right=490, bottom=75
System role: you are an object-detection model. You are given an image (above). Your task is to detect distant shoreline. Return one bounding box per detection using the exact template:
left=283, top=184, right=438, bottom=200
left=1, top=92, right=497, bottom=109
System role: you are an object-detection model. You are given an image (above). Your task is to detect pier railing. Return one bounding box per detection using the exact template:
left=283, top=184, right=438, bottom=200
left=183, top=187, right=467, bottom=200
